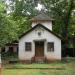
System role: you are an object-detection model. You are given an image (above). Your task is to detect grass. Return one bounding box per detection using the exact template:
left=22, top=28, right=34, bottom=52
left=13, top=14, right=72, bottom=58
left=4, top=63, right=66, bottom=69
left=2, top=69, right=75, bottom=75
left=2, top=57, right=75, bottom=75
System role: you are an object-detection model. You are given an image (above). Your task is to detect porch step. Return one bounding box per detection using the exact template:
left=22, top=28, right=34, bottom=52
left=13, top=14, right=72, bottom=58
left=32, top=56, right=46, bottom=63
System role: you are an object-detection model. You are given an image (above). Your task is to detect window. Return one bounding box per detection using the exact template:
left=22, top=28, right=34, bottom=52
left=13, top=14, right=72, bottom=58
left=47, top=42, right=54, bottom=52
left=25, top=42, right=32, bottom=51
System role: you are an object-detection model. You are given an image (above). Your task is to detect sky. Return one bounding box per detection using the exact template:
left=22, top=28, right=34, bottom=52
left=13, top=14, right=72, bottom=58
left=35, top=3, right=43, bottom=11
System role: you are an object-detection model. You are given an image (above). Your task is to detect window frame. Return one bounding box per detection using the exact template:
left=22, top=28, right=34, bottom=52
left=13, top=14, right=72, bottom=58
left=47, top=42, right=54, bottom=52
left=25, top=42, right=32, bottom=51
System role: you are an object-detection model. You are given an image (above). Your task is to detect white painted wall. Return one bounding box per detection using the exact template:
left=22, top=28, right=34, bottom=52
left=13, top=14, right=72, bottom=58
left=5, top=46, right=17, bottom=53
left=5, top=46, right=9, bottom=52
left=19, top=26, right=61, bottom=60
left=32, top=21, right=52, bottom=30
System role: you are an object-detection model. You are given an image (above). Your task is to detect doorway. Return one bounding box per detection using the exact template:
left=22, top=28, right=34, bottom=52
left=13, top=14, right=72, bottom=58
left=35, top=41, right=44, bottom=57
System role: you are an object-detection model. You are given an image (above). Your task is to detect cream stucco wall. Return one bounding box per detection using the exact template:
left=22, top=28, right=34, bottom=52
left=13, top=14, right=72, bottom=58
left=19, top=26, right=61, bottom=60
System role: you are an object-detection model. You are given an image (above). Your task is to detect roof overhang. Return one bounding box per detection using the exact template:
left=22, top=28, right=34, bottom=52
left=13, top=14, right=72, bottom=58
left=33, top=39, right=46, bottom=42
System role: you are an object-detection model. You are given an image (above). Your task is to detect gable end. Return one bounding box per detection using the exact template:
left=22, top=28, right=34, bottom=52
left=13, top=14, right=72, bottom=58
left=19, top=24, right=62, bottom=40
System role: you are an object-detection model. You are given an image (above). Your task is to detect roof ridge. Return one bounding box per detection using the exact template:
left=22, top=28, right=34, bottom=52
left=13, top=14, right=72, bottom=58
left=31, top=13, right=54, bottom=21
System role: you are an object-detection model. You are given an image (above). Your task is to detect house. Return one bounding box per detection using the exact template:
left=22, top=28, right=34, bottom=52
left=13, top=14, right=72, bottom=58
left=19, top=13, right=61, bottom=63
left=2, top=41, right=18, bottom=54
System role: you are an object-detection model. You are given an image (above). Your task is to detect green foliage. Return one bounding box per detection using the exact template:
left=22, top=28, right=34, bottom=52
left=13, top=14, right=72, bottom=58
left=9, top=0, right=40, bottom=17
left=42, top=0, right=75, bottom=37
left=0, top=2, right=18, bottom=47
left=0, top=0, right=75, bottom=48
left=41, top=0, right=75, bottom=48
left=0, top=1, right=32, bottom=47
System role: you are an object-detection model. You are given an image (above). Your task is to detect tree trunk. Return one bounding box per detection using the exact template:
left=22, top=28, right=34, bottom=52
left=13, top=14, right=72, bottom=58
left=0, top=48, right=1, bottom=53
left=62, top=0, right=74, bottom=49
left=62, top=0, right=74, bottom=38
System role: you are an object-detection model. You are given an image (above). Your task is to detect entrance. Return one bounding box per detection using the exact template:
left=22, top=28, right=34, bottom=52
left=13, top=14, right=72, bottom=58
left=35, top=41, right=44, bottom=57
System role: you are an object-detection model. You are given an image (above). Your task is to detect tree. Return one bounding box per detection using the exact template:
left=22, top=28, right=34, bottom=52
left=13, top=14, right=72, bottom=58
left=0, top=2, right=18, bottom=48
left=6, top=0, right=40, bottom=17
left=2, top=0, right=75, bottom=49
left=4, top=0, right=40, bottom=38
left=41, top=0, right=75, bottom=48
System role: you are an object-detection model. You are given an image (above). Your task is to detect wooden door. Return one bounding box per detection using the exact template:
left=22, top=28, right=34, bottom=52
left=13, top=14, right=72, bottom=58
left=35, top=41, right=44, bottom=57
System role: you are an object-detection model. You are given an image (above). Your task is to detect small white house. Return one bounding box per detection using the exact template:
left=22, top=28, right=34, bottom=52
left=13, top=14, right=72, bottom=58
left=19, top=13, right=61, bottom=63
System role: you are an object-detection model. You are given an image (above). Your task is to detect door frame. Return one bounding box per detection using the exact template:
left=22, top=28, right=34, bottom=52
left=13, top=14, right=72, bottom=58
left=34, top=40, right=45, bottom=57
